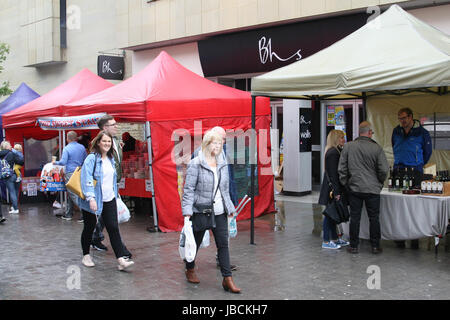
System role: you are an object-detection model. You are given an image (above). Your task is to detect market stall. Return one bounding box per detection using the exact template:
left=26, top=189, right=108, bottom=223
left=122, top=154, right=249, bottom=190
left=2, top=69, right=113, bottom=200
left=0, top=82, right=40, bottom=200
left=62, top=51, right=273, bottom=232
left=251, top=5, right=450, bottom=243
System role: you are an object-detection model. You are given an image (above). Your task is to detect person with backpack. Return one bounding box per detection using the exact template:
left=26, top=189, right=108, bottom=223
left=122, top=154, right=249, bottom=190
left=0, top=141, right=24, bottom=215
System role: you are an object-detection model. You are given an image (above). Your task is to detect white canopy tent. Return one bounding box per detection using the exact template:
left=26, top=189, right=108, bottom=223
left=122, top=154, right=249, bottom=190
left=251, top=4, right=449, bottom=99
left=248, top=5, right=449, bottom=242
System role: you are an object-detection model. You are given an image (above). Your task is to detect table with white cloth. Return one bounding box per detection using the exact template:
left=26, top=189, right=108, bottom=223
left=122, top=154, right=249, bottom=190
left=342, top=189, right=450, bottom=252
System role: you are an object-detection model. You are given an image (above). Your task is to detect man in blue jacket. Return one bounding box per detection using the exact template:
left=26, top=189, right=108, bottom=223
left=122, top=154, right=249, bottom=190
left=392, top=107, right=432, bottom=249
left=53, top=131, right=87, bottom=220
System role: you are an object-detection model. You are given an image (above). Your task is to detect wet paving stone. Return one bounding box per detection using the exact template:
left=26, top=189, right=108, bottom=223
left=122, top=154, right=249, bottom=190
left=0, top=196, right=449, bottom=300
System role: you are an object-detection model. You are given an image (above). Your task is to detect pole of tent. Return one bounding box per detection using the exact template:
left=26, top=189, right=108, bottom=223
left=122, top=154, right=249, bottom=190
left=145, top=121, right=158, bottom=231
left=250, top=95, right=256, bottom=245
left=61, top=130, right=66, bottom=209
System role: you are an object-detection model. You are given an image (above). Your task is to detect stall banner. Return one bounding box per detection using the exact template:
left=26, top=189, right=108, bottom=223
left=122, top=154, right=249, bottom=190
left=37, top=113, right=106, bottom=130
left=21, top=177, right=40, bottom=196
left=40, top=163, right=66, bottom=192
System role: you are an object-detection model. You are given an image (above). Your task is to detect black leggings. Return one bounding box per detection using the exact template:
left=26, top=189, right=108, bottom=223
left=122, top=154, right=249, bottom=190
left=81, top=199, right=126, bottom=259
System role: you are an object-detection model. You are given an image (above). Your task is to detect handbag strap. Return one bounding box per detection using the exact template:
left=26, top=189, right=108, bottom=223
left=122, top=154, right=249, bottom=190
left=92, top=153, right=97, bottom=177
left=212, top=168, right=221, bottom=204
left=80, top=153, right=97, bottom=178
left=324, top=170, right=334, bottom=193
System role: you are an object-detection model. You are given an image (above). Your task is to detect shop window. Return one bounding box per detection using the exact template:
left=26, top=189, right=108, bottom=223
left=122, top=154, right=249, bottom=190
left=421, top=113, right=450, bottom=150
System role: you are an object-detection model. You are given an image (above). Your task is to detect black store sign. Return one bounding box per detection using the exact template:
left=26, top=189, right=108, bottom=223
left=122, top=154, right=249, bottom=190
left=198, top=12, right=367, bottom=77
left=300, top=108, right=312, bottom=153
left=97, top=55, right=124, bottom=80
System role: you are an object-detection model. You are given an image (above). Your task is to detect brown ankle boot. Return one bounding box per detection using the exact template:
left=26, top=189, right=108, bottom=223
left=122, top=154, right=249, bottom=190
left=185, top=269, right=200, bottom=284
left=222, top=276, right=241, bottom=294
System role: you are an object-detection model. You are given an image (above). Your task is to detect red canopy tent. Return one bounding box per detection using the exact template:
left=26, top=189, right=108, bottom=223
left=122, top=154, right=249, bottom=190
left=2, top=68, right=114, bottom=147
left=63, top=51, right=274, bottom=232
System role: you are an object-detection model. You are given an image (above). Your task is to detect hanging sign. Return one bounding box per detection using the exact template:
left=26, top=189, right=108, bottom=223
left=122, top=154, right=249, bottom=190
left=299, top=108, right=312, bottom=153
left=37, top=113, right=106, bottom=130
left=97, top=55, right=124, bottom=80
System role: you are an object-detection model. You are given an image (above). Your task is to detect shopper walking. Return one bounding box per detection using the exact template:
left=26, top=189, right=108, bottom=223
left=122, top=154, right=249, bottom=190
left=338, top=122, right=389, bottom=254
left=182, top=130, right=240, bottom=293
left=0, top=141, right=24, bottom=215
left=53, top=131, right=87, bottom=220
left=191, top=126, right=238, bottom=271
left=91, top=114, right=131, bottom=259
left=79, top=131, right=134, bottom=271
left=318, top=130, right=349, bottom=250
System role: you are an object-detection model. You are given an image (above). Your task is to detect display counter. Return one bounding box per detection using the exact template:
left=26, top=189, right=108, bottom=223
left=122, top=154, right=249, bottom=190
left=342, top=189, right=450, bottom=252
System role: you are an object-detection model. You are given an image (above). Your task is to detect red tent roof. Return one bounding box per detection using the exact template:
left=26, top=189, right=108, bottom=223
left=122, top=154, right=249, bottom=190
left=3, top=69, right=113, bottom=128
left=63, top=51, right=270, bottom=122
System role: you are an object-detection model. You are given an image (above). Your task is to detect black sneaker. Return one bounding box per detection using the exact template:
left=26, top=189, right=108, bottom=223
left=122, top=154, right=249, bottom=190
left=91, top=240, right=108, bottom=251
left=61, top=215, right=72, bottom=221
left=0, top=217, right=6, bottom=224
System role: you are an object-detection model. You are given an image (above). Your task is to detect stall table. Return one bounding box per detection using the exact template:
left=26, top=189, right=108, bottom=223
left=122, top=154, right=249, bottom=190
left=342, top=189, right=450, bottom=253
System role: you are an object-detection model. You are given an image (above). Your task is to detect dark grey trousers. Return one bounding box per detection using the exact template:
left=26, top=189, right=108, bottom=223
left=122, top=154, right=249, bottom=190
left=185, top=213, right=232, bottom=277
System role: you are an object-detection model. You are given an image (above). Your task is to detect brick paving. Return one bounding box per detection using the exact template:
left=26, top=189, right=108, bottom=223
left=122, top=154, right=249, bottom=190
left=0, top=195, right=449, bottom=300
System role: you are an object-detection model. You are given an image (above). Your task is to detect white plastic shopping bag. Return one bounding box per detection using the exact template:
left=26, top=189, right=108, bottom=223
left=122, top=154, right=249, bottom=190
left=199, top=230, right=210, bottom=248
left=228, top=216, right=237, bottom=238
left=117, top=197, right=131, bottom=224
left=228, top=195, right=251, bottom=238
left=179, top=217, right=197, bottom=262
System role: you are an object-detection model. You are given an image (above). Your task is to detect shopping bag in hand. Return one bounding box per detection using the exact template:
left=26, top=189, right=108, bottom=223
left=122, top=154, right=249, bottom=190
left=228, top=195, right=251, bottom=238
left=117, top=197, right=130, bottom=224
left=199, top=230, right=210, bottom=248
left=179, top=217, right=197, bottom=262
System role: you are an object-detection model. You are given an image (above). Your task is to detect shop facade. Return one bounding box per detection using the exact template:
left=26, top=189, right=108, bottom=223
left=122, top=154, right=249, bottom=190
left=130, top=4, right=450, bottom=194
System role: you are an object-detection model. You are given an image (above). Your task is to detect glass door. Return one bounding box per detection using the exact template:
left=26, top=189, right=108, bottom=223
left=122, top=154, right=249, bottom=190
left=317, top=100, right=363, bottom=184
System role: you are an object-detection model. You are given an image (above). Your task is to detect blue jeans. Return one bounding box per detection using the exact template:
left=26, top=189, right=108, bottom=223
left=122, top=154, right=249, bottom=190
left=322, top=216, right=338, bottom=242
left=5, top=174, right=19, bottom=210
left=64, top=172, right=78, bottom=217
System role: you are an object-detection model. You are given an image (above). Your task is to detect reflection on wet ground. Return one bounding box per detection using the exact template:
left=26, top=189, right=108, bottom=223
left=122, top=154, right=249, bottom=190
left=0, top=194, right=449, bottom=300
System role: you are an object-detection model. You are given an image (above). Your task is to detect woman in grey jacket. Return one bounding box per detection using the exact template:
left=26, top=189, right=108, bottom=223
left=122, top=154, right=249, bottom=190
left=182, top=130, right=240, bottom=293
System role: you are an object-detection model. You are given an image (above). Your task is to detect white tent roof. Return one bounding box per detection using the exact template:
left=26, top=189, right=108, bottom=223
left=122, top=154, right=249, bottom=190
left=251, top=5, right=450, bottom=99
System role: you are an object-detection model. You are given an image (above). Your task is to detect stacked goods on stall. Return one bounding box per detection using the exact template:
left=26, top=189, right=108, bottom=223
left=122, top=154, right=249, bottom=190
left=420, top=165, right=450, bottom=196
left=121, top=140, right=150, bottom=180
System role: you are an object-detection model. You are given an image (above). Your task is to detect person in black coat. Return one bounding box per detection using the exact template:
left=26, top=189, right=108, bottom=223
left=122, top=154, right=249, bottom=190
left=318, top=130, right=349, bottom=249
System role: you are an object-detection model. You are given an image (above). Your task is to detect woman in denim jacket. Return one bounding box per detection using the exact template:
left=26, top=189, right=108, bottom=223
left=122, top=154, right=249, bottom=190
left=79, top=131, right=134, bottom=271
